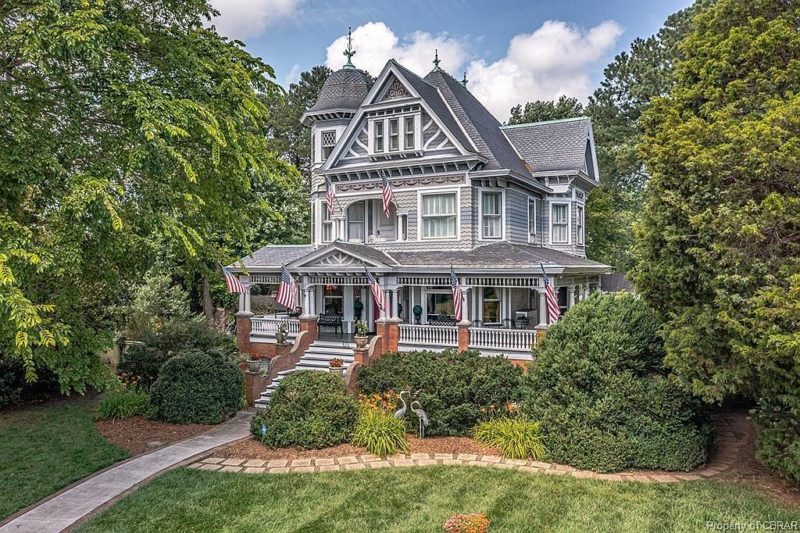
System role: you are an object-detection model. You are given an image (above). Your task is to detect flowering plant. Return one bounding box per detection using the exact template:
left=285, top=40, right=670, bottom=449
left=329, top=358, right=344, bottom=368
left=443, top=513, right=490, bottom=533
left=358, top=390, right=400, bottom=413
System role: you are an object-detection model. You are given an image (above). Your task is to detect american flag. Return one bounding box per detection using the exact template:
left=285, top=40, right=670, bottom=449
left=540, top=263, right=561, bottom=324
left=325, top=177, right=335, bottom=217
left=277, top=266, right=298, bottom=311
left=222, top=266, right=244, bottom=294
left=381, top=171, right=396, bottom=219
left=450, top=265, right=463, bottom=322
left=365, top=267, right=386, bottom=311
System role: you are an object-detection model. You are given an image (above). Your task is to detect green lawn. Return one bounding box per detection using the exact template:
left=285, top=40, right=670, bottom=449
left=0, top=398, right=129, bottom=519
left=81, top=467, right=800, bottom=532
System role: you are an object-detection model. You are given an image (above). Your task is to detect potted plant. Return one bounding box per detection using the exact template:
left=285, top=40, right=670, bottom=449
left=242, top=353, right=260, bottom=373
left=275, top=323, right=288, bottom=345
left=329, top=357, right=346, bottom=377
left=354, top=320, right=368, bottom=349
left=353, top=298, right=364, bottom=320
left=412, top=304, right=423, bottom=324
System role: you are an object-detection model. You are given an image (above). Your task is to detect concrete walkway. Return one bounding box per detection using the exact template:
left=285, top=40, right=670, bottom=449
left=1, top=411, right=252, bottom=533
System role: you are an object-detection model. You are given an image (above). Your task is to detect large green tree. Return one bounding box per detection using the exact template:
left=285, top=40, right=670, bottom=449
left=508, top=96, right=584, bottom=125
left=0, top=0, right=298, bottom=391
left=635, top=0, right=800, bottom=480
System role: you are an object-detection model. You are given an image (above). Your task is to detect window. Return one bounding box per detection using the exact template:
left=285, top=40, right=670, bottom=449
left=389, top=118, right=399, bottom=151
left=528, top=198, right=537, bottom=239
left=347, top=202, right=365, bottom=242
left=482, top=287, right=502, bottom=324
left=404, top=116, right=415, bottom=150
left=321, top=202, right=333, bottom=242
left=426, top=290, right=454, bottom=319
left=374, top=121, right=384, bottom=152
left=397, top=213, right=408, bottom=241
left=481, top=191, right=502, bottom=239
left=321, top=130, right=336, bottom=160
left=576, top=205, right=584, bottom=245
left=551, top=203, right=569, bottom=244
left=421, top=193, right=457, bottom=239
left=323, top=285, right=344, bottom=315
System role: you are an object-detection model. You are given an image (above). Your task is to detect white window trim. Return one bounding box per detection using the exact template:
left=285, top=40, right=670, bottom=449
left=367, top=114, right=421, bottom=155
left=576, top=204, right=585, bottom=245
left=550, top=201, right=571, bottom=245
left=395, top=212, right=408, bottom=242
left=527, top=197, right=537, bottom=243
left=417, top=188, right=460, bottom=241
left=478, top=189, right=505, bottom=241
left=321, top=200, right=334, bottom=243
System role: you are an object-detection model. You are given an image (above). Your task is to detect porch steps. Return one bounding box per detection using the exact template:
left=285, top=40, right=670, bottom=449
left=254, top=339, right=355, bottom=408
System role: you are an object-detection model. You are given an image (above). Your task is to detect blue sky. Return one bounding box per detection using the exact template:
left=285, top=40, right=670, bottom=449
left=210, top=0, right=694, bottom=119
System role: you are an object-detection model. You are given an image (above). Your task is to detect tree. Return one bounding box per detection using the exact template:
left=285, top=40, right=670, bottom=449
left=508, top=96, right=584, bottom=125
left=635, top=0, right=800, bottom=480
left=0, top=0, right=298, bottom=392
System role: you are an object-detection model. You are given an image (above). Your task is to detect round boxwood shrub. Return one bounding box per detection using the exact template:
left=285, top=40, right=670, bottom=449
left=149, top=349, right=243, bottom=424
left=358, top=349, right=524, bottom=436
left=252, top=370, right=358, bottom=449
left=521, top=292, right=711, bottom=472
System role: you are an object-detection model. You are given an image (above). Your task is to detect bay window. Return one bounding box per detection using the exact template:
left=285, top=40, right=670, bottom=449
left=320, top=130, right=336, bottom=161
left=347, top=202, right=366, bottom=242
left=481, top=191, right=502, bottom=239
left=421, top=193, right=457, bottom=239
left=551, top=203, right=569, bottom=244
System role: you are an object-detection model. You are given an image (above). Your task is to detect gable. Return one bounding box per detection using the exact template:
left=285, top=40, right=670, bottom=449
left=376, top=75, right=413, bottom=103
left=288, top=243, right=392, bottom=269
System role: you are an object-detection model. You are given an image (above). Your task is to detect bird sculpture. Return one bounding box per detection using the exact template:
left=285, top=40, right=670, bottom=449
left=410, top=400, right=429, bottom=438
left=394, top=390, right=410, bottom=419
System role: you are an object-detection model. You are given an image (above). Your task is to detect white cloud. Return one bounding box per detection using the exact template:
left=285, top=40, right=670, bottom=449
left=467, top=20, right=623, bottom=119
left=324, top=22, right=469, bottom=77
left=209, top=0, right=301, bottom=41
left=323, top=20, right=622, bottom=121
left=284, top=64, right=302, bottom=86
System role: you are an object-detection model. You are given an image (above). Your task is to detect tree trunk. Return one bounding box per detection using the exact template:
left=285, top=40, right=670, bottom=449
left=201, top=272, right=215, bottom=323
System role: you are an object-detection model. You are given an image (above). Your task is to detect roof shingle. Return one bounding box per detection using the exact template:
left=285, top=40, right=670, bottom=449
left=501, top=117, right=592, bottom=175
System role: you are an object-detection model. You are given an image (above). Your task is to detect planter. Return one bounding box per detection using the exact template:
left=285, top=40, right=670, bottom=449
left=275, top=333, right=287, bottom=345
left=246, top=359, right=260, bottom=373
left=354, top=335, right=368, bottom=349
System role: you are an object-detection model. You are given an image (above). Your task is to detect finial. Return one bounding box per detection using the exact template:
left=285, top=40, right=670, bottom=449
left=343, top=27, right=356, bottom=69
left=432, top=49, right=441, bottom=71
left=461, top=71, right=468, bottom=88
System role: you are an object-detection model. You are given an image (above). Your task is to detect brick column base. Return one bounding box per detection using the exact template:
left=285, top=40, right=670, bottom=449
left=236, top=312, right=253, bottom=355
left=244, top=371, right=269, bottom=406
left=457, top=322, right=470, bottom=352
left=380, top=319, right=400, bottom=353
left=299, top=315, right=319, bottom=339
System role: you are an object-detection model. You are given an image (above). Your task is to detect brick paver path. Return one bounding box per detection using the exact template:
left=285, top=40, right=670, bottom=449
left=0, top=411, right=252, bottom=533
left=189, top=413, right=741, bottom=484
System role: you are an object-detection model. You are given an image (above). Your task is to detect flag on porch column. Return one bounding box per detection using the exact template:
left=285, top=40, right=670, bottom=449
left=222, top=266, right=245, bottom=294
left=364, top=267, right=386, bottom=311
left=540, top=263, right=561, bottom=324
left=380, top=170, right=396, bottom=219
left=450, top=265, right=463, bottom=322
left=277, top=266, right=299, bottom=311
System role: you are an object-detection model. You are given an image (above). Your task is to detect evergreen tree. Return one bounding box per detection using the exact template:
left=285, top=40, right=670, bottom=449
left=508, top=96, right=584, bottom=125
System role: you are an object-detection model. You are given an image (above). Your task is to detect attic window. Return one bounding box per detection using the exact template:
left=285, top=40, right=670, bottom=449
left=321, top=130, right=337, bottom=160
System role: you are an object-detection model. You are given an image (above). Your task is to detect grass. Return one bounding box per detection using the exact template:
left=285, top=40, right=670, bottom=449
left=0, top=398, right=129, bottom=519
left=81, top=467, right=800, bottom=532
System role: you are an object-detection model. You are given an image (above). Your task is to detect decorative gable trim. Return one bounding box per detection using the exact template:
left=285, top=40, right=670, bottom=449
left=287, top=242, right=389, bottom=269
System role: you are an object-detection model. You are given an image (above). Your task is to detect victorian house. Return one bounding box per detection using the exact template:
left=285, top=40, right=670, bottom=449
left=231, top=42, right=610, bottom=403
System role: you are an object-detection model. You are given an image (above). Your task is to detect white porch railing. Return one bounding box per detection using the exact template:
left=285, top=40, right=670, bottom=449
left=469, top=327, right=536, bottom=353
left=251, top=317, right=300, bottom=338
left=399, top=324, right=458, bottom=348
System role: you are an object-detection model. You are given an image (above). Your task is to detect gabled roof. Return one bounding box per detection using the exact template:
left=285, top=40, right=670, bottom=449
left=234, top=245, right=315, bottom=269
left=424, top=70, right=532, bottom=178
left=500, top=117, right=595, bottom=176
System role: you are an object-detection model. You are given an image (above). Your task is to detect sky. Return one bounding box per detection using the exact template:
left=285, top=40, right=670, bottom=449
left=207, top=0, right=694, bottom=121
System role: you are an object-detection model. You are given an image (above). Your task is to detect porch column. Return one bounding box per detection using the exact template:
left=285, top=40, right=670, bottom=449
left=236, top=280, right=253, bottom=355
left=583, top=284, right=590, bottom=300
left=536, top=290, right=548, bottom=329
left=457, top=286, right=471, bottom=352
left=237, top=276, right=252, bottom=314
left=391, top=289, right=400, bottom=320
left=567, top=286, right=576, bottom=309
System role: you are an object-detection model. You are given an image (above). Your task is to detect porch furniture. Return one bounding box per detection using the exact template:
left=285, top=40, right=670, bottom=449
left=318, top=313, right=344, bottom=334
left=428, top=317, right=457, bottom=327
left=515, top=316, right=529, bottom=329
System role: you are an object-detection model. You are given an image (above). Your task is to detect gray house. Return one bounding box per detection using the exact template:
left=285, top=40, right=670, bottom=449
left=231, top=49, right=610, bottom=370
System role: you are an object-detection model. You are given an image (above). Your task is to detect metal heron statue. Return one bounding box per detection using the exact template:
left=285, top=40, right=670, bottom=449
left=410, top=400, right=429, bottom=438
left=394, top=390, right=411, bottom=419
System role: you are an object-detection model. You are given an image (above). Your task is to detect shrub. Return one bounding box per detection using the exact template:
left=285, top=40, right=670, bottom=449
left=358, top=349, right=524, bottom=436
left=96, top=389, right=150, bottom=420
left=521, top=292, right=710, bottom=472
left=149, top=349, right=243, bottom=424
left=0, top=359, right=61, bottom=409
left=474, top=417, right=546, bottom=460
left=118, top=269, right=197, bottom=341
left=351, top=407, right=409, bottom=457
left=252, top=370, right=359, bottom=449
left=118, top=320, right=234, bottom=389
left=443, top=514, right=490, bottom=533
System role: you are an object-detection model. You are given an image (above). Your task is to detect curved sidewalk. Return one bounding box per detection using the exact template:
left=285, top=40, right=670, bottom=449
left=0, top=411, right=252, bottom=533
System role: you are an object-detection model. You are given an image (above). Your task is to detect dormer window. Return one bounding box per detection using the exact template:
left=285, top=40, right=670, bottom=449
left=321, top=130, right=337, bottom=160
left=374, top=121, right=384, bottom=153
left=404, top=116, right=415, bottom=150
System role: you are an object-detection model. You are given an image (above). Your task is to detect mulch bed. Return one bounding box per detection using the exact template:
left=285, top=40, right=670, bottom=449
left=95, top=416, right=214, bottom=455
left=216, top=435, right=499, bottom=461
